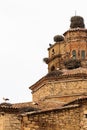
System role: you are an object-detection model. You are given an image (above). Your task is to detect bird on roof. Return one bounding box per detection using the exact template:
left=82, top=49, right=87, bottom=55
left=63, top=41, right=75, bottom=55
left=49, top=43, right=52, bottom=47
left=3, top=97, right=9, bottom=102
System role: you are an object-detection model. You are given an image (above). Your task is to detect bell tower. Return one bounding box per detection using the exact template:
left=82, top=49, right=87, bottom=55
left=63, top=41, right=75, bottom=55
left=43, top=16, right=87, bottom=72
left=64, top=16, right=87, bottom=69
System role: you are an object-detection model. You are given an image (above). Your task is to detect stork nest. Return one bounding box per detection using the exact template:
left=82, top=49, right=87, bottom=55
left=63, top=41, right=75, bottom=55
left=70, top=16, right=85, bottom=28
left=54, top=35, right=64, bottom=42
left=43, top=54, right=62, bottom=64
left=0, top=102, right=12, bottom=108
left=46, top=70, right=63, bottom=77
left=64, top=59, right=81, bottom=69
left=43, top=57, right=49, bottom=64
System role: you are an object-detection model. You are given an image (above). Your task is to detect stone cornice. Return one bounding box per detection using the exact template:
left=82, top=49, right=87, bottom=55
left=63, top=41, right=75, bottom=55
left=29, top=73, right=87, bottom=92
left=63, top=28, right=87, bottom=36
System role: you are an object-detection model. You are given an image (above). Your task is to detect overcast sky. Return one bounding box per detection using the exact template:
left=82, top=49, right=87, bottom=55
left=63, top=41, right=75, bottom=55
left=0, top=0, right=87, bottom=103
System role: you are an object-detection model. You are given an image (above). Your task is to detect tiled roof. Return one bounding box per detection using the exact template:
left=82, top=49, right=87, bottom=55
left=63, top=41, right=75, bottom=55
left=12, top=102, right=40, bottom=113
left=0, top=102, right=39, bottom=113
left=12, top=102, right=34, bottom=108
left=12, top=101, right=64, bottom=111
left=20, top=96, right=87, bottom=115
left=0, top=102, right=18, bottom=113
left=21, top=104, right=79, bottom=116
left=1, top=95, right=87, bottom=114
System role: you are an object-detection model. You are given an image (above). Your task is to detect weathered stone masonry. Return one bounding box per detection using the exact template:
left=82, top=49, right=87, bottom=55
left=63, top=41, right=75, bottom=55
left=22, top=105, right=80, bottom=130
left=0, top=105, right=21, bottom=130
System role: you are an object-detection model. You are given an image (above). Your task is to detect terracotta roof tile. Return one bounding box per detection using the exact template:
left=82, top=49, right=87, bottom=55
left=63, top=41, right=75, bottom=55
left=12, top=102, right=33, bottom=108
left=12, top=100, right=65, bottom=111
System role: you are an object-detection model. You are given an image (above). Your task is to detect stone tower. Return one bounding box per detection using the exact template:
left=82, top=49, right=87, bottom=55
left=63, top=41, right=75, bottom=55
left=30, top=16, right=87, bottom=105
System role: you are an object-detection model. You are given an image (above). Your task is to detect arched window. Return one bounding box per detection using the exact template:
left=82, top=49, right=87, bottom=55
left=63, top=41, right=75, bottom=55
left=81, top=50, right=85, bottom=59
left=72, top=50, right=76, bottom=59
left=51, top=66, right=55, bottom=71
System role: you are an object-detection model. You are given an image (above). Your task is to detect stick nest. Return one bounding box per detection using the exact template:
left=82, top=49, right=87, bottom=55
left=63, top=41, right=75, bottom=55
left=70, top=16, right=85, bottom=28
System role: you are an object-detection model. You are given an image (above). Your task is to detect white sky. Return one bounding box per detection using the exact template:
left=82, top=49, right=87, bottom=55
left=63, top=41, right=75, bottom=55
left=0, top=0, right=87, bottom=103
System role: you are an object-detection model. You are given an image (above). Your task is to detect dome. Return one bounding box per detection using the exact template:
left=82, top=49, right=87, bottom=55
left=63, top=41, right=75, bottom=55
left=70, top=16, right=85, bottom=28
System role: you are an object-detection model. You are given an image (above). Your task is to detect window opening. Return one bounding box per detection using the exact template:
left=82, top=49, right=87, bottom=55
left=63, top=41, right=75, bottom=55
left=52, top=49, right=55, bottom=55
left=51, top=66, right=55, bottom=71
left=72, top=50, right=76, bottom=59
left=81, top=50, right=85, bottom=59
left=84, top=114, right=87, bottom=118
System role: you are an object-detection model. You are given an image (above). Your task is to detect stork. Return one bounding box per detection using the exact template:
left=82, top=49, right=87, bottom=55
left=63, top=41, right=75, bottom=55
left=3, top=97, right=9, bottom=102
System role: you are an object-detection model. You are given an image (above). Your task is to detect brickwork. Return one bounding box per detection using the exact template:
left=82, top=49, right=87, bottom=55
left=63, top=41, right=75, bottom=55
left=47, top=29, right=87, bottom=71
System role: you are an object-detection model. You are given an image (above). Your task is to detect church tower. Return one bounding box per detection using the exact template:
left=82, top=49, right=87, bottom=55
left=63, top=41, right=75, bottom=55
left=44, top=16, right=87, bottom=72
left=30, top=16, right=87, bottom=106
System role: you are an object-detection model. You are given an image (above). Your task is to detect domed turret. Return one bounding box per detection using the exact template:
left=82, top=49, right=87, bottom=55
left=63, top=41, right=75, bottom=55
left=70, top=16, right=85, bottom=28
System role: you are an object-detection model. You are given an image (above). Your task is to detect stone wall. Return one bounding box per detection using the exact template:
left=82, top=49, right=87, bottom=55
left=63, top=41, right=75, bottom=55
left=33, top=79, right=87, bottom=102
left=80, top=102, right=87, bottom=130
left=0, top=112, right=21, bottom=130
left=0, top=113, right=4, bottom=130
left=22, top=106, right=80, bottom=130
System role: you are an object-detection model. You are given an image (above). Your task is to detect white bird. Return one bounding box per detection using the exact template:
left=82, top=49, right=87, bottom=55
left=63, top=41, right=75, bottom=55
left=3, top=97, right=9, bottom=102
left=32, top=102, right=38, bottom=105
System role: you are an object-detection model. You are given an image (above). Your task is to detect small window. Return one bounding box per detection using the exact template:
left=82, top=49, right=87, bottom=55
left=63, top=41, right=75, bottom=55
left=84, top=114, right=87, bottom=118
left=52, top=49, right=55, bottom=55
left=81, top=50, right=85, bottom=59
left=72, top=50, right=76, bottom=59
left=51, top=66, right=55, bottom=71
left=52, top=49, right=54, bottom=52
